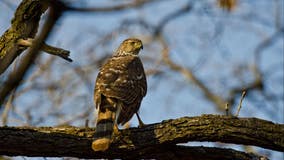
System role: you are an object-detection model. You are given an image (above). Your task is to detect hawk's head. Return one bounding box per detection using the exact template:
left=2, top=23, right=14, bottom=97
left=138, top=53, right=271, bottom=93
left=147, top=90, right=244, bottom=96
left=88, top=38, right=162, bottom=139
left=115, top=38, right=143, bottom=56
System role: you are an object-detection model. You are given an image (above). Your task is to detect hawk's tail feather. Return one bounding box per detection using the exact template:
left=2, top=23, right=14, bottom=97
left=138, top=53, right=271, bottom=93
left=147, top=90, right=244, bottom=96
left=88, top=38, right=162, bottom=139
left=92, top=138, right=111, bottom=152
left=92, top=105, right=117, bottom=152
left=93, top=119, right=114, bottom=139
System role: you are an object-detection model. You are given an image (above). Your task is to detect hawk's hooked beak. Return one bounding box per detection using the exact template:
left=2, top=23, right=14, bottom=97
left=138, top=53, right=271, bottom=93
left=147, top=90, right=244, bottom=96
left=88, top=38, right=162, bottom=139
left=136, top=43, right=143, bottom=50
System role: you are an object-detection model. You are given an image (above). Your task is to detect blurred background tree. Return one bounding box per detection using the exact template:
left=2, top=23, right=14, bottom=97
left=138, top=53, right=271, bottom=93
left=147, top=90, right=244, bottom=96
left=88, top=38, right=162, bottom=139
left=0, top=0, right=283, bottom=159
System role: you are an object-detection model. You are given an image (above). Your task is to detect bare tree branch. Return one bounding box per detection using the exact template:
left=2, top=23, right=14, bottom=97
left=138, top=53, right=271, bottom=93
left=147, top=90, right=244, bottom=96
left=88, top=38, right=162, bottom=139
left=141, top=3, right=229, bottom=113
left=17, top=38, right=72, bottom=62
left=0, top=0, right=48, bottom=75
left=0, top=0, right=63, bottom=106
left=0, top=115, right=282, bottom=159
left=158, top=35, right=228, bottom=112
left=0, top=0, right=160, bottom=106
left=65, top=0, right=160, bottom=12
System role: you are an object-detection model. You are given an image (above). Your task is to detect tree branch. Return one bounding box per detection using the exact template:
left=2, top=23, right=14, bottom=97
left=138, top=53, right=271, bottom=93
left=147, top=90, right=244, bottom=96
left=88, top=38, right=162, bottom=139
left=65, top=0, right=160, bottom=12
left=0, top=0, right=48, bottom=75
left=149, top=4, right=229, bottom=113
left=159, top=35, right=228, bottom=112
left=0, top=0, right=63, bottom=106
left=17, top=38, right=72, bottom=62
left=0, top=115, right=282, bottom=159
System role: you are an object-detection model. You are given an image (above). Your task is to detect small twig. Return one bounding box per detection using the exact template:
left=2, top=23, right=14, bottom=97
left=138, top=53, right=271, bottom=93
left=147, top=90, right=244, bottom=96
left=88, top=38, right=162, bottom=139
left=225, top=103, right=229, bottom=116
left=85, top=119, right=89, bottom=128
left=42, top=43, right=72, bottom=62
left=65, top=0, right=159, bottom=12
left=235, top=91, right=247, bottom=117
left=18, top=38, right=72, bottom=62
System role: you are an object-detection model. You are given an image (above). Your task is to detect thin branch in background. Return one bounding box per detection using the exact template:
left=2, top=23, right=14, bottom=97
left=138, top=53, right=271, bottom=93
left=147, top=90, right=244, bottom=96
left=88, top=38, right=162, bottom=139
left=274, top=0, right=282, bottom=29
left=1, top=90, right=15, bottom=125
left=0, top=0, right=17, bottom=10
left=56, top=106, right=92, bottom=127
left=153, top=2, right=192, bottom=35
left=158, top=34, right=227, bottom=112
left=235, top=91, right=247, bottom=117
left=146, top=3, right=229, bottom=113
left=65, top=0, right=160, bottom=12
left=254, top=27, right=284, bottom=74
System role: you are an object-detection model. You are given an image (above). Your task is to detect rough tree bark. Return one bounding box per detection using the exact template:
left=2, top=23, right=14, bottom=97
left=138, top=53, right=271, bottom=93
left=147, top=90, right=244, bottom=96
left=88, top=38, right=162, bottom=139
left=0, top=0, right=62, bottom=106
left=0, top=115, right=283, bottom=159
left=0, top=0, right=48, bottom=74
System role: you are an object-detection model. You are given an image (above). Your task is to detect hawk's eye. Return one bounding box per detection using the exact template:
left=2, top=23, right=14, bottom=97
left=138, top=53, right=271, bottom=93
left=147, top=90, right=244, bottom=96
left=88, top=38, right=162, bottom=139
left=130, top=42, right=135, bottom=45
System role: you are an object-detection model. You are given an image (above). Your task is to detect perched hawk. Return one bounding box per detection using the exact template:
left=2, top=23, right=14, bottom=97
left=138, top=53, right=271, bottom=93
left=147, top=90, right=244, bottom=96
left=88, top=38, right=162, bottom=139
left=92, top=38, right=147, bottom=151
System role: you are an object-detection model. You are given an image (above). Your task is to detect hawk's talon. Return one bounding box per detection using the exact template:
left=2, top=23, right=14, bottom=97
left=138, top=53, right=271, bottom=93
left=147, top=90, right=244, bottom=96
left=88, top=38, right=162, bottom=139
left=138, top=121, right=145, bottom=128
left=113, top=124, right=120, bottom=135
left=136, top=113, right=145, bottom=128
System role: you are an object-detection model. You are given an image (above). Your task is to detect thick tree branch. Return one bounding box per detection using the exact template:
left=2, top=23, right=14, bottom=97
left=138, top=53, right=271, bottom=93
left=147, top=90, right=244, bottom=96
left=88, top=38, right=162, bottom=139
left=0, top=115, right=282, bottom=159
left=0, top=0, right=48, bottom=75
left=0, top=0, right=63, bottom=106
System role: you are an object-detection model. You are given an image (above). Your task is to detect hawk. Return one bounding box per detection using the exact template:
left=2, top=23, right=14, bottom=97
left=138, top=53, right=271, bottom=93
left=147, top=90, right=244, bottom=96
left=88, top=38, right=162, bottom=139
left=92, top=38, right=147, bottom=152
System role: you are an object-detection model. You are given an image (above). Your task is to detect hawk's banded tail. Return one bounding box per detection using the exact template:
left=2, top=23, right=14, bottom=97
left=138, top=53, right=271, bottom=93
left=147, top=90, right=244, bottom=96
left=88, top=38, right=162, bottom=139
left=92, top=102, right=118, bottom=152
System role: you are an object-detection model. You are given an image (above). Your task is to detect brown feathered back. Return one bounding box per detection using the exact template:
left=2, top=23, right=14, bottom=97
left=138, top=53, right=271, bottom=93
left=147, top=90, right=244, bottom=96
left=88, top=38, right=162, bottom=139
left=92, top=38, right=147, bottom=152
